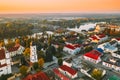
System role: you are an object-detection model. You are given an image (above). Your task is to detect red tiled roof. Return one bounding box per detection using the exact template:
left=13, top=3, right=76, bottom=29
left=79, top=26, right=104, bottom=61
left=98, top=34, right=106, bottom=38
left=84, top=50, right=102, bottom=60
left=0, top=49, right=6, bottom=60
left=23, top=72, right=50, bottom=80
left=0, top=64, right=7, bottom=68
left=90, top=36, right=99, bottom=40
left=73, top=44, right=81, bottom=47
left=53, top=68, right=70, bottom=80
left=65, top=44, right=80, bottom=50
left=8, top=46, right=19, bottom=52
left=59, top=65, right=77, bottom=75
left=116, top=38, right=120, bottom=41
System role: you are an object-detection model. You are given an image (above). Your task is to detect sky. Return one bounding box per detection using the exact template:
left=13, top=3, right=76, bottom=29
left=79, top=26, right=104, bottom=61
left=0, top=0, right=120, bottom=14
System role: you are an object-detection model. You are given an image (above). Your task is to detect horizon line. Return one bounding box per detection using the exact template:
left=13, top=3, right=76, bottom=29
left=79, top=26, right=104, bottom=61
left=0, top=11, right=120, bottom=14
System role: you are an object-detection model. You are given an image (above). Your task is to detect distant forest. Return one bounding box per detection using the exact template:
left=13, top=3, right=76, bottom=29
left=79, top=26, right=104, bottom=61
left=0, top=16, right=120, bottom=39
left=0, top=22, right=33, bottom=39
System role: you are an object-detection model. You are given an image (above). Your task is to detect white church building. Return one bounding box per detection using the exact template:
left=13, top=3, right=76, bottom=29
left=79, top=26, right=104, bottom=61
left=30, top=42, right=38, bottom=63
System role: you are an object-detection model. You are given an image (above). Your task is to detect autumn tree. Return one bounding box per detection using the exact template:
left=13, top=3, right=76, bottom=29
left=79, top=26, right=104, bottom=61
left=0, top=40, right=5, bottom=47
left=19, top=66, right=28, bottom=76
left=91, top=68, right=103, bottom=80
left=5, top=38, right=15, bottom=49
left=38, top=58, right=44, bottom=68
left=15, top=38, right=20, bottom=44
left=23, top=48, right=30, bottom=58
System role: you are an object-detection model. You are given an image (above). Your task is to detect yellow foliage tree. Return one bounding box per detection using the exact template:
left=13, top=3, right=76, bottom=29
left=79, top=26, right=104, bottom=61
left=38, top=58, right=44, bottom=68
left=24, top=48, right=30, bottom=58
left=91, top=68, right=103, bottom=80
left=0, top=40, right=5, bottom=47
left=19, top=66, right=28, bottom=76
left=15, top=38, right=20, bottom=44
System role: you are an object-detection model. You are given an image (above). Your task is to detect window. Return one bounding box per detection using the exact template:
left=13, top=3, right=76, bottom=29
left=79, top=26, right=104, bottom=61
left=0, top=70, right=3, bottom=72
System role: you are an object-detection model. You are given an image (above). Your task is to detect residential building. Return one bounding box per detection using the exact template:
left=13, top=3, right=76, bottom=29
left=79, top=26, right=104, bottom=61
left=89, top=34, right=108, bottom=43
left=109, top=40, right=118, bottom=47
left=53, top=68, right=70, bottom=80
left=63, top=44, right=81, bottom=55
left=0, top=48, right=12, bottom=76
left=102, top=57, right=120, bottom=72
left=112, top=38, right=120, bottom=45
left=83, top=49, right=102, bottom=64
left=8, top=45, right=24, bottom=57
left=58, top=65, right=77, bottom=79
left=63, top=58, right=72, bottom=67
left=112, top=51, right=120, bottom=59
left=98, top=42, right=118, bottom=53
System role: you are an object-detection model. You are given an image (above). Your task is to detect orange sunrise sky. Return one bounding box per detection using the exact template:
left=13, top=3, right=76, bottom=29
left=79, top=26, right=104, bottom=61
left=0, top=0, right=120, bottom=13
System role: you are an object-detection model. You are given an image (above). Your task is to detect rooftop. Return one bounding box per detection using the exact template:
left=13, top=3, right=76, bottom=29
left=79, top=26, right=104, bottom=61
left=53, top=68, right=70, bottom=80
left=84, top=50, right=102, bottom=60
left=0, top=48, right=6, bottom=60
left=22, top=72, right=50, bottom=80
left=104, top=57, right=120, bottom=67
left=0, top=63, right=7, bottom=68
left=98, top=34, right=106, bottom=38
left=116, top=38, right=120, bottom=41
left=65, top=44, right=81, bottom=50
left=8, top=46, right=19, bottom=52
left=59, top=65, right=77, bottom=75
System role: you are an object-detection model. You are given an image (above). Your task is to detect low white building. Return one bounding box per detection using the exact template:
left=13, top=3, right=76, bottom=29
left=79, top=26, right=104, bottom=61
left=102, top=57, right=120, bottom=72
left=89, top=34, right=108, bottom=43
left=98, top=42, right=118, bottom=53
left=109, top=40, right=118, bottom=47
left=58, top=65, right=77, bottom=79
left=8, top=45, right=24, bottom=57
left=63, top=44, right=81, bottom=55
left=0, top=48, right=12, bottom=76
left=63, top=59, right=72, bottom=67
left=30, top=42, right=38, bottom=63
left=83, top=50, right=102, bottom=64
left=112, top=51, right=120, bottom=59
left=46, top=31, right=54, bottom=36
left=112, top=38, right=120, bottom=45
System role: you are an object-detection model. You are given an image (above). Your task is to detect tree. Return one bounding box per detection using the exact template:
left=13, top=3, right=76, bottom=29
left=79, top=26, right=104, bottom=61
left=19, top=66, right=28, bottom=76
left=23, top=48, right=30, bottom=58
left=33, top=62, right=39, bottom=71
left=51, top=46, right=56, bottom=55
left=91, top=68, right=103, bottom=80
left=38, top=58, right=44, bottom=68
left=37, top=50, right=45, bottom=59
left=0, top=74, right=13, bottom=80
left=5, top=38, right=15, bottom=49
left=15, top=38, right=20, bottom=44
left=45, top=46, right=53, bottom=62
left=0, top=40, right=5, bottom=47
left=84, top=46, right=93, bottom=53
left=58, top=58, right=63, bottom=66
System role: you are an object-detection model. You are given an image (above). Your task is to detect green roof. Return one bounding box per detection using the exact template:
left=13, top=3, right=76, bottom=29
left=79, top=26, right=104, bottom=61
left=108, top=75, right=120, bottom=80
